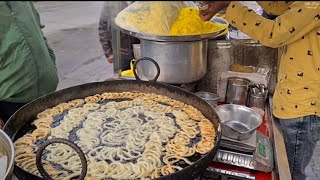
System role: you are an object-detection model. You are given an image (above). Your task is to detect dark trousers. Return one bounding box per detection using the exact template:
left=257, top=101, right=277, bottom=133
left=0, top=101, right=26, bottom=123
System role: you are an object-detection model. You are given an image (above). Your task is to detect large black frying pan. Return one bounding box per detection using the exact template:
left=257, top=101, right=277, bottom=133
left=3, top=58, right=221, bottom=180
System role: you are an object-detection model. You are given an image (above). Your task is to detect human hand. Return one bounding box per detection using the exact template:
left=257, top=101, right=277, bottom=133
left=199, top=1, right=231, bottom=21
left=107, top=55, right=114, bottom=63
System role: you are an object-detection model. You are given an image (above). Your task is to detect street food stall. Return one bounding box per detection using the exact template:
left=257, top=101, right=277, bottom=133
left=111, top=42, right=291, bottom=178
left=1, top=1, right=291, bottom=180
left=110, top=1, right=292, bottom=180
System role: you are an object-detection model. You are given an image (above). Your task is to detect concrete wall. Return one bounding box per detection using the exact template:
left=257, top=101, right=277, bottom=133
left=197, top=39, right=280, bottom=94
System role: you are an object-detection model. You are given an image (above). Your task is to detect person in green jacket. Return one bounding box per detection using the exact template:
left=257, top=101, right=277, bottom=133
left=0, top=1, right=59, bottom=127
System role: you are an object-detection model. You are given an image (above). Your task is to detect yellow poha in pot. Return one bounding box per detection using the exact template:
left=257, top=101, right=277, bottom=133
left=115, top=2, right=184, bottom=35
left=115, top=2, right=227, bottom=36
left=169, top=7, right=227, bottom=36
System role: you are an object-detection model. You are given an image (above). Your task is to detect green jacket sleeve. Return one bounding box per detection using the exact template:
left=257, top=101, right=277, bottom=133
left=29, top=2, right=56, bottom=65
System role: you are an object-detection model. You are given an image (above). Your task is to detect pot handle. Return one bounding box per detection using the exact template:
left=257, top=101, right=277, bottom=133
left=36, top=138, right=87, bottom=180
left=133, top=57, right=160, bottom=82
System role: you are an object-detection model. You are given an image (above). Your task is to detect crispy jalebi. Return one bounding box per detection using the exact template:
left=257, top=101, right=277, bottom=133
left=14, top=92, right=216, bottom=179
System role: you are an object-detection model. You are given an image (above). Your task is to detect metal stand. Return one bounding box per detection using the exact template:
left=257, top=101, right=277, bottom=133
left=111, top=19, right=121, bottom=78
left=267, top=96, right=292, bottom=180
left=111, top=1, right=123, bottom=78
left=111, top=19, right=136, bottom=81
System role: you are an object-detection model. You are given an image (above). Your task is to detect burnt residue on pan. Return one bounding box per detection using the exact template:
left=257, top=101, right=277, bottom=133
left=29, top=97, right=204, bottom=174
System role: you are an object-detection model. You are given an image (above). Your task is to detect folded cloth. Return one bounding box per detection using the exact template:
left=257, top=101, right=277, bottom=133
left=120, top=59, right=135, bottom=77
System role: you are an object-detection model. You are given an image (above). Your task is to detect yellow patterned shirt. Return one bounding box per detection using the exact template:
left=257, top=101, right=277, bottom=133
left=225, top=1, right=320, bottom=119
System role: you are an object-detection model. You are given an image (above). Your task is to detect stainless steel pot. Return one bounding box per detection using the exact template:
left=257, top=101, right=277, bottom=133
left=215, top=104, right=262, bottom=140
left=0, top=130, right=14, bottom=180
left=138, top=39, right=207, bottom=83
left=117, top=17, right=229, bottom=84
left=225, top=77, right=251, bottom=105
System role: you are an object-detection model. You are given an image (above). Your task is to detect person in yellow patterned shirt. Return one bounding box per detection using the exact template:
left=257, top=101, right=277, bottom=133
left=200, top=1, right=320, bottom=179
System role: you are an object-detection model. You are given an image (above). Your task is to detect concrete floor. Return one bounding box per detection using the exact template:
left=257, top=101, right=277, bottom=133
left=35, top=1, right=114, bottom=90
left=32, top=1, right=320, bottom=179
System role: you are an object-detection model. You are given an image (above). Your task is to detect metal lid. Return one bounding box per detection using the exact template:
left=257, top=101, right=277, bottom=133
left=228, top=77, right=251, bottom=86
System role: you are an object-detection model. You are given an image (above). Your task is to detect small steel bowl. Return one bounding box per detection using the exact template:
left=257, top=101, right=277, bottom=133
left=195, top=91, right=219, bottom=108
left=215, top=104, right=262, bottom=140
left=0, top=129, right=14, bottom=180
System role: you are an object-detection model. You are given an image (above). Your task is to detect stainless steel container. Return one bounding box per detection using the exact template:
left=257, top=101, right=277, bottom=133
left=138, top=40, right=207, bottom=83
left=195, top=91, right=219, bottom=108
left=247, top=84, right=268, bottom=109
left=225, top=77, right=250, bottom=105
left=247, top=94, right=267, bottom=109
left=0, top=130, right=14, bottom=180
left=215, top=104, right=262, bottom=140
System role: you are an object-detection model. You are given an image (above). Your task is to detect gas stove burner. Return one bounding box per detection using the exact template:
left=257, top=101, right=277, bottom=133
left=170, top=82, right=198, bottom=92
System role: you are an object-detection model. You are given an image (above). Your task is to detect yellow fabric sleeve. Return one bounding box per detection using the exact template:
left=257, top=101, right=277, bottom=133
left=257, top=1, right=294, bottom=16
left=225, top=1, right=320, bottom=48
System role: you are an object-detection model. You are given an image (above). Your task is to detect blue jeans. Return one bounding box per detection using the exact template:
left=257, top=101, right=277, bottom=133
left=279, top=115, right=320, bottom=180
